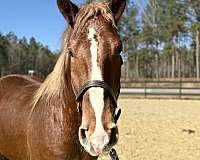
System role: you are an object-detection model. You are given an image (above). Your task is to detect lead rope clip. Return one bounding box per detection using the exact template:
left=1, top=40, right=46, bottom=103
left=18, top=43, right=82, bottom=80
left=109, top=148, right=119, bottom=160
left=110, top=108, right=121, bottom=160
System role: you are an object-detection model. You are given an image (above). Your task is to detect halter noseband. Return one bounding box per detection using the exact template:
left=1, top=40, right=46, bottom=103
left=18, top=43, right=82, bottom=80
left=76, top=80, right=117, bottom=108
left=66, top=48, right=121, bottom=123
left=75, top=80, right=121, bottom=123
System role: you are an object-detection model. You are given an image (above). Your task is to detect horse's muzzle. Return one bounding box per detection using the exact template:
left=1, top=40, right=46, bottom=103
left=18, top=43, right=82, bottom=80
left=78, top=125, right=119, bottom=156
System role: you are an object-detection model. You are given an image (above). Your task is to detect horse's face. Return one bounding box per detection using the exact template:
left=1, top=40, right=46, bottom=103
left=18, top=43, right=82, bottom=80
left=72, top=22, right=122, bottom=156
left=57, top=0, right=126, bottom=156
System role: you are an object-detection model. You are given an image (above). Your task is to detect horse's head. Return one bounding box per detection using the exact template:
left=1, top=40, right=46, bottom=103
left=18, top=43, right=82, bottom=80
left=57, top=0, right=125, bottom=156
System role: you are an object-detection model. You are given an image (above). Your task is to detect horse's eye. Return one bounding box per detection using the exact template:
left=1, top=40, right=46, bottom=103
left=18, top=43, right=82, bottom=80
left=68, top=49, right=74, bottom=57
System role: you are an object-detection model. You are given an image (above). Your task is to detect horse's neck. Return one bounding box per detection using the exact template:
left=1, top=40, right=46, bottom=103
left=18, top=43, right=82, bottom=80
left=35, top=95, right=80, bottom=138
left=33, top=86, right=79, bottom=130
left=49, top=93, right=79, bottom=124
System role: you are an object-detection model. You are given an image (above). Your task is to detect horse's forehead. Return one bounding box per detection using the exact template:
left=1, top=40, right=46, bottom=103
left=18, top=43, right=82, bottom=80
left=87, top=21, right=120, bottom=43
left=70, top=12, right=120, bottom=52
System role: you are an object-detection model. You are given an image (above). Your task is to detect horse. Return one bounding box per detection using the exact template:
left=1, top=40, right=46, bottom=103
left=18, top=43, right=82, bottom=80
left=0, top=0, right=126, bottom=159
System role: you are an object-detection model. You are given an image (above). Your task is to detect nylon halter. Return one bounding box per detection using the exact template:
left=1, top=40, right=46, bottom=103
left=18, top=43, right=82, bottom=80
left=67, top=46, right=121, bottom=159
left=75, top=80, right=121, bottom=123
left=67, top=49, right=121, bottom=123
left=76, top=80, right=117, bottom=107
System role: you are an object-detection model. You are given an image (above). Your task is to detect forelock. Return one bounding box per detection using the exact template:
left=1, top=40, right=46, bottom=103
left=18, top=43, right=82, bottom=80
left=73, top=2, right=116, bottom=37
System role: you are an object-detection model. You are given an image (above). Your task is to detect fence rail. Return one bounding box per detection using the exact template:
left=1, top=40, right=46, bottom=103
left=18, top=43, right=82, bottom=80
left=120, top=80, right=200, bottom=99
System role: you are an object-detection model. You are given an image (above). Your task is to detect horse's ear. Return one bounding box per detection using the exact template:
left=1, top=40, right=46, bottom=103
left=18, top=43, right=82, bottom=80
left=57, top=0, right=79, bottom=26
left=108, top=0, right=126, bottom=23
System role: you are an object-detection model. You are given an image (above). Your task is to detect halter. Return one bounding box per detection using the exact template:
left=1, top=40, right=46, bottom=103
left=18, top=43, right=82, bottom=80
left=76, top=80, right=117, bottom=108
left=67, top=49, right=121, bottom=123
left=75, top=80, right=121, bottom=123
left=67, top=49, right=121, bottom=159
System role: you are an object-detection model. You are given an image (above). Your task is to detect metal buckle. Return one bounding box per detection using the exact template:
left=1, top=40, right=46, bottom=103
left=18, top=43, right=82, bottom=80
left=77, top=102, right=81, bottom=113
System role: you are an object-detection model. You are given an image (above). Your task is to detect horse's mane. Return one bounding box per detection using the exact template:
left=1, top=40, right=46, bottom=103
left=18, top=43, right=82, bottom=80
left=33, top=50, right=70, bottom=106
left=33, top=2, right=116, bottom=107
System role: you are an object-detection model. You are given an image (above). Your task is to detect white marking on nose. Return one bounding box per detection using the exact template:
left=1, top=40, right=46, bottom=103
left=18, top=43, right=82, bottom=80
left=88, top=28, right=109, bottom=148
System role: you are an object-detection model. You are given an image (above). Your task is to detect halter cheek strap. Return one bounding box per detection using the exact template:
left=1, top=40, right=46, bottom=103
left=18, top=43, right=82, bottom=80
left=67, top=50, right=121, bottom=122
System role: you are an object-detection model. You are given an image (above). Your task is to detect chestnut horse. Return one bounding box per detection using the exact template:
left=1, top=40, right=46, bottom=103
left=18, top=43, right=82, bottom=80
left=0, top=0, right=125, bottom=159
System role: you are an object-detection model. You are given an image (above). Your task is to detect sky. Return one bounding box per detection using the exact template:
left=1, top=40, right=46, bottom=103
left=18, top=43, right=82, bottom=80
left=0, top=0, right=147, bottom=52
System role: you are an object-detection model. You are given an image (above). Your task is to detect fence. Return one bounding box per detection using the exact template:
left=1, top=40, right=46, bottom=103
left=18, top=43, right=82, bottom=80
left=120, top=80, right=200, bottom=99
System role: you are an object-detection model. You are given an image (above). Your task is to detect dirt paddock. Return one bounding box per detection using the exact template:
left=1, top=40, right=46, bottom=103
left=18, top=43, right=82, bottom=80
left=99, top=98, right=200, bottom=160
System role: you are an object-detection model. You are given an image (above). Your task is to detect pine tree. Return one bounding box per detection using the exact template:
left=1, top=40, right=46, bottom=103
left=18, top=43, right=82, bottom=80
left=0, top=34, right=9, bottom=76
left=119, top=0, right=140, bottom=79
left=0, top=32, right=57, bottom=78
left=141, top=0, right=162, bottom=79
left=189, top=0, right=200, bottom=79
left=141, top=0, right=188, bottom=79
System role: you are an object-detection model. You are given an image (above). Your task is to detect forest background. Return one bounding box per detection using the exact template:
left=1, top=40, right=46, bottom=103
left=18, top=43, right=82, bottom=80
left=0, top=0, right=200, bottom=81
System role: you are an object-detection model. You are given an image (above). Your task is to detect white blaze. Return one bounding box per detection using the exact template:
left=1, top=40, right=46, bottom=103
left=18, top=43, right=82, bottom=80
left=88, top=28, right=109, bottom=149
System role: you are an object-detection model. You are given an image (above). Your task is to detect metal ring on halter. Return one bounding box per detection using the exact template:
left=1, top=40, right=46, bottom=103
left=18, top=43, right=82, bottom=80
left=109, top=148, right=119, bottom=160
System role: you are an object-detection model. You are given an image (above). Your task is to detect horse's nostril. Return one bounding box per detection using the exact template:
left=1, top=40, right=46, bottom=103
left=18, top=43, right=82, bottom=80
left=109, top=126, right=119, bottom=146
left=79, top=127, right=88, bottom=140
left=79, top=128, right=87, bottom=139
left=79, top=126, right=92, bottom=152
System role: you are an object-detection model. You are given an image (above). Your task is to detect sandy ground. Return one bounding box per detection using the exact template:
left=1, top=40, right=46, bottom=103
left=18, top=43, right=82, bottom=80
left=99, top=98, right=200, bottom=160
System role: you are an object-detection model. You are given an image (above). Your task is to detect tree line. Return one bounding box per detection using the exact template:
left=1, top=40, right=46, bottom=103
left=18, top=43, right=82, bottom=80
left=1, top=0, right=200, bottom=81
left=120, top=0, right=200, bottom=80
left=0, top=32, right=57, bottom=79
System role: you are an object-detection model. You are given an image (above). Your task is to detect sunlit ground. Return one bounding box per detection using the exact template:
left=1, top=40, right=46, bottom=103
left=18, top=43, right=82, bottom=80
left=99, top=98, right=200, bottom=160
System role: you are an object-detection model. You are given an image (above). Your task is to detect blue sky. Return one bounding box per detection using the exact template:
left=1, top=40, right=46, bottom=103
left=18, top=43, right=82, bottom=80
left=0, top=0, right=147, bottom=52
